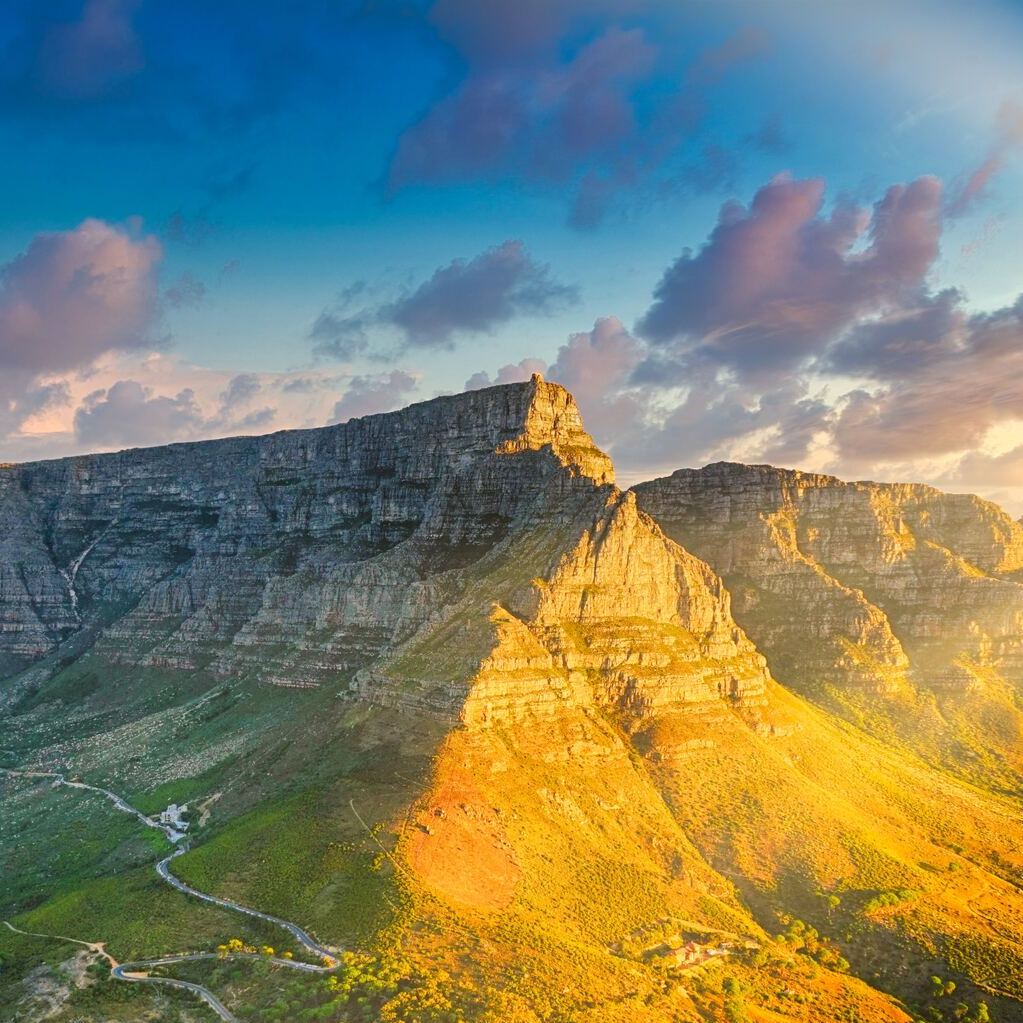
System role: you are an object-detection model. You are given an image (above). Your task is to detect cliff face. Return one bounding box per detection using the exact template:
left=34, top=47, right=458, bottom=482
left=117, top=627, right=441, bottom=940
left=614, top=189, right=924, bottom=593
left=634, top=462, right=1023, bottom=698
left=0, top=378, right=767, bottom=723
left=8, top=387, right=1023, bottom=1022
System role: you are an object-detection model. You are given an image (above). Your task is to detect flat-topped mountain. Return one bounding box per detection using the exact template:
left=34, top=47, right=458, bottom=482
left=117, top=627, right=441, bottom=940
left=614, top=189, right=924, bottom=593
left=0, top=377, right=766, bottom=726
left=3, top=382, right=1023, bottom=1023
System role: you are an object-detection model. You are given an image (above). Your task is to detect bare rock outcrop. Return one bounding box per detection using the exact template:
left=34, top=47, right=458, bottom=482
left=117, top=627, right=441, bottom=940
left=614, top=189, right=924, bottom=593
left=634, top=462, right=1023, bottom=697
left=0, top=378, right=767, bottom=727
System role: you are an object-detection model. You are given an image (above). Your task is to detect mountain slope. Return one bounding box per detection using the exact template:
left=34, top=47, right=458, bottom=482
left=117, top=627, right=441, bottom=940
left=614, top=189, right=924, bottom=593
left=1, top=381, right=1020, bottom=1023
left=635, top=462, right=1023, bottom=794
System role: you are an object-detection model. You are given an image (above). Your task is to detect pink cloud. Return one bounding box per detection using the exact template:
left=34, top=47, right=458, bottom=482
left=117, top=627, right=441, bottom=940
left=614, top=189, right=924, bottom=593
left=465, top=358, right=547, bottom=390
left=947, top=100, right=1023, bottom=217
left=0, top=218, right=162, bottom=375
left=74, top=380, right=203, bottom=447
left=637, top=174, right=943, bottom=378
left=330, top=371, right=419, bottom=423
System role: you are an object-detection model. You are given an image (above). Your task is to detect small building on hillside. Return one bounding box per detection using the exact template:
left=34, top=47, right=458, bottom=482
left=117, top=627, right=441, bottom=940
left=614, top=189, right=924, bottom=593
left=159, top=803, right=189, bottom=830
left=657, top=941, right=704, bottom=969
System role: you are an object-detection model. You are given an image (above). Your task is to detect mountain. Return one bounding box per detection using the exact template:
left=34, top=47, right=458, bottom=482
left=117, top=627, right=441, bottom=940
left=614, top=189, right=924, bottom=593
left=634, top=463, right=1023, bottom=793
left=1, top=378, right=1021, bottom=1023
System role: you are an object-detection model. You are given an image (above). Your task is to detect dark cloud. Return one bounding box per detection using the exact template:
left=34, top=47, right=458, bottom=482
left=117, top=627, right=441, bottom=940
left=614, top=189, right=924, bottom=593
left=383, top=240, right=577, bottom=348
left=389, top=5, right=769, bottom=225
left=206, top=164, right=257, bottom=203
left=637, top=174, right=943, bottom=380
left=824, top=288, right=964, bottom=379
left=330, top=370, right=418, bottom=422
left=388, top=26, right=655, bottom=191
left=426, top=0, right=635, bottom=65
left=164, top=210, right=215, bottom=247
left=828, top=294, right=1023, bottom=465
left=279, top=375, right=340, bottom=394
left=672, top=143, right=739, bottom=195
left=463, top=316, right=830, bottom=478
left=164, top=165, right=258, bottom=248
left=232, top=406, right=276, bottom=431
left=309, top=310, right=370, bottom=360
left=312, top=241, right=575, bottom=357
left=450, top=173, right=1023, bottom=485
left=218, top=373, right=261, bottom=411
left=1, top=1, right=366, bottom=142
left=71, top=374, right=277, bottom=450
left=685, top=26, right=768, bottom=87
left=211, top=373, right=275, bottom=431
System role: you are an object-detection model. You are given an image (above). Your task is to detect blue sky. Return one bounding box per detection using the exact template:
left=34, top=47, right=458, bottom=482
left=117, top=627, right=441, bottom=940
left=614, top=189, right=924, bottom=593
left=2, top=0, right=1023, bottom=508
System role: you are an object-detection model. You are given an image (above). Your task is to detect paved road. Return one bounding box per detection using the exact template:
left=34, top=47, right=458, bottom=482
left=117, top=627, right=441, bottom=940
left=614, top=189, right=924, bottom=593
left=112, top=963, right=238, bottom=1022
left=156, top=847, right=337, bottom=963
left=2, top=768, right=340, bottom=1022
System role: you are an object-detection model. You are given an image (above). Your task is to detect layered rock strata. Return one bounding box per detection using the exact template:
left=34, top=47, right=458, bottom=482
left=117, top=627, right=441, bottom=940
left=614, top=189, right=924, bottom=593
left=634, top=462, right=1023, bottom=695
left=0, top=378, right=768, bottom=723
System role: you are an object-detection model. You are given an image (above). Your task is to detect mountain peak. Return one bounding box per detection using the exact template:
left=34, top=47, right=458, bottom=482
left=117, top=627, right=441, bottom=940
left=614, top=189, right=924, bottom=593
left=497, top=374, right=615, bottom=486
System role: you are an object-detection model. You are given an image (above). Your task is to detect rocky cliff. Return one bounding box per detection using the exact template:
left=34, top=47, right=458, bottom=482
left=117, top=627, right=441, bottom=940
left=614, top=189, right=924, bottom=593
left=7, top=386, right=1023, bottom=1023
left=634, top=463, right=1023, bottom=697
left=0, top=378, right=767, bottom=723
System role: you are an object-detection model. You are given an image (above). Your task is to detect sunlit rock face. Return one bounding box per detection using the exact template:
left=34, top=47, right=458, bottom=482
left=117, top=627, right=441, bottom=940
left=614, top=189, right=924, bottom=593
left=634, top=462, right=1023, bottom=696
left=0, top=378, right=768, bottom=723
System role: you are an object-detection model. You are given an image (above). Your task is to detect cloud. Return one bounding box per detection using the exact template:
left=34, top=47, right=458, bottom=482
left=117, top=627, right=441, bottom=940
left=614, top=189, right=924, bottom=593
left=280, top=375, right=341, bottom=394
left=37, top=0, right=143, bottom=100
left=389, top=7, right=768, bottom=225
left=383, top=240, right=576, bottom=348
left=71, top=370, right=279, bottom=450
left=3, top=2, right=363, bottom=146
left=636, top=174, right=943, bottom=380
left=672, top=144, right=740, bottom=195
left=206, top=164, right=257, bottom=203
left=74, top=380, right=203, bottom=447
left=426, top=0, right=635, bottom=65
left=547, top=316, right=645, bottom=439
left=164, top=165, right=258, bottom=249
left=947, top=100, right=1023, bottom=218
left=0, top=218, right=162, bottom=375
left=828, top=294, right=1023, bottom=465
left=389, top=26, right=655, bottom=192
left=465, top=358, right=547, bottom=390
left=0, top=378, right=70, bottom=446
left=311, top=241, right=575, bottom=357
left=330, top=370, right=419, bottom=423
left=685, top=26, right=769, bottom=87
left=309, top=310, right=370, bottom=360
left=164, top=271, right=206, bottom=308
left=445, top=174, right=1023, bottom=488
left=952, top=445, right=1023, bottom=488
left=742, top=115, right=791, bottom=155
left=218, top=373, right=261, bottom=411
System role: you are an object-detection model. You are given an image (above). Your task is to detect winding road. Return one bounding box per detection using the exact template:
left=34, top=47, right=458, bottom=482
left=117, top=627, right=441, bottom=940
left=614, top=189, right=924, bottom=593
left=1, top=769, right=340, bottom=1022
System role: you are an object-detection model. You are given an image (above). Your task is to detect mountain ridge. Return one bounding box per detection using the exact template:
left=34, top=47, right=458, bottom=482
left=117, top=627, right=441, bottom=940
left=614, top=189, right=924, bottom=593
left=3, top=379, right=1023, bottom=1023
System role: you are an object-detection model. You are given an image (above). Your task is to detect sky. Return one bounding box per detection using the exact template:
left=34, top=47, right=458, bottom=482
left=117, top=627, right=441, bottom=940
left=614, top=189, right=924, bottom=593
left=2, top=1, right=1023, bottom=511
